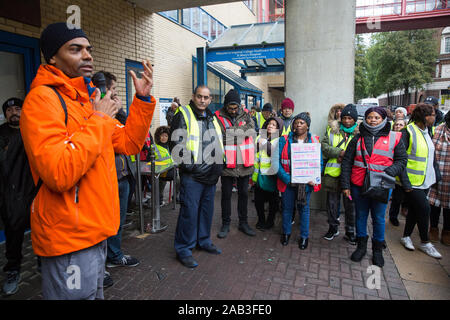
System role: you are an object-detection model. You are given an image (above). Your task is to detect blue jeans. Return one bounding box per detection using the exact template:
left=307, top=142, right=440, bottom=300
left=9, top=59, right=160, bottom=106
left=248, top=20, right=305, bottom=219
left=174, top=175, right=216, bottom=258
left=107, top=179, right=130, bottom=262
left=281, top=185, right=312, bottom=238
left=351, top=184, right=391, bottom=242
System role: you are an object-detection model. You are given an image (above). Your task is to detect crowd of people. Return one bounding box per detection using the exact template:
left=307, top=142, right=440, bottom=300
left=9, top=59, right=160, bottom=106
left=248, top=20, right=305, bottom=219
left=0, top=22, right=449, bottom=299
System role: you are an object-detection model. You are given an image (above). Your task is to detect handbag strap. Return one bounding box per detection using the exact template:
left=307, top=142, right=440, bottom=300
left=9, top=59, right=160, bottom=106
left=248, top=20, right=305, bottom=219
left=359, top=136, right=370, bottom=170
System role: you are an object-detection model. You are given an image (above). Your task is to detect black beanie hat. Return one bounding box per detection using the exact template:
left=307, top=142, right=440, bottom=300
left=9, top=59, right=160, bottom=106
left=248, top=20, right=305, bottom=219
left=40, top=22, right=89, bottom=63
left=341, top=104, right=358, bottom=122
left=2, top=97, right=23, bottom=117
left=262, top=103, right=273, bottom=112
left=291, top=112, right=311, bottom=131
left=224, top=89, right=241, bottom=106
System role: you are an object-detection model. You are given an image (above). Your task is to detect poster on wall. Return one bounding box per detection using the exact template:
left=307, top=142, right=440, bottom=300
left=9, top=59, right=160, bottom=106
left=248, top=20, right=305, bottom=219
left=291, top=143, right=321, bottom=185
left=159, top=98, right=173, bottom=126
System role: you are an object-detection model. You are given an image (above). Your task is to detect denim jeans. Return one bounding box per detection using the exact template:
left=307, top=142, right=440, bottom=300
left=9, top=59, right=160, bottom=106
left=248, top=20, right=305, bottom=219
left=107, top=179, right=130, bottom=262
left=281, top=185, right=312, bottom=238
left=351, top=184, right=391, bottom=242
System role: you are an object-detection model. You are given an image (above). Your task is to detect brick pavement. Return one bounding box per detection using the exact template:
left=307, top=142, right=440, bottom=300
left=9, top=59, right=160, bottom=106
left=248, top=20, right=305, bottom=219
left=0, top=186, right=410, bottom=300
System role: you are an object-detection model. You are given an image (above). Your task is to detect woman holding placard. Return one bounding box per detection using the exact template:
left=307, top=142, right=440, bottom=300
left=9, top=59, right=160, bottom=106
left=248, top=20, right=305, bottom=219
left=340, top=107, right=407, bottom=267
left=277, top=112, right=322, bottom=250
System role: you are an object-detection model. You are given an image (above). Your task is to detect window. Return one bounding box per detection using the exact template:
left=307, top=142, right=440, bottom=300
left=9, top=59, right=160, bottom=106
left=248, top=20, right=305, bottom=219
left=161, top=10, right=179, bottom=22
left=182, top=8, right=191, bottom=28
left=210, top=20, right=217, bottom=41
left=445, top=37, right=450, bottom=53
left=406, top=0, right=442, bottom=13
left=207, top=70, right=221, bottom=108
left=201, top=11, right=210, bottom=39
left=192, top=8, right=201, bottom=34
left=158, top=7, right=226, bottom=42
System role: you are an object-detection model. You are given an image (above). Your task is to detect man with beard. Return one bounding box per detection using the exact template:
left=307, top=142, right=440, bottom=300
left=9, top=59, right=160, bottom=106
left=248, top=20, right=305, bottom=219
left=0, top=97, right=32, bottom=296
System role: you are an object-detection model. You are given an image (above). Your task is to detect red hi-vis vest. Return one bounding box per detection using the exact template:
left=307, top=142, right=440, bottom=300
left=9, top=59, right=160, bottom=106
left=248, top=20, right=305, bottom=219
left=215, top=110, right=255, bottom=168
left=350, top=131, right=402, bottom=187
left=277, top=134, right=321, bottom=193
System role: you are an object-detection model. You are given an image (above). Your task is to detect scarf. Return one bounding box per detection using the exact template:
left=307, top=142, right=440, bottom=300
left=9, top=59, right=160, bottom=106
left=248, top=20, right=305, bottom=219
left=362, top=118, right=387, bottom=136
left=340, top=123, right=357, bottom=134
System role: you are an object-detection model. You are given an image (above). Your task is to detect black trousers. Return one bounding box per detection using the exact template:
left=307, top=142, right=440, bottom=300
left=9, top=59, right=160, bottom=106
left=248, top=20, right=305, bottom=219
left=404, top=189, right=430, bottom=242
left=221, top=175, right=250, bottom=225
left=254, top=185, right=278, bottom=224
left=326, top=191, right=355, bottom=233
left=389, top=184, right=407, bottom=219
left=1, top=207, right=27, bottom=273
left=430, top=205, right=450, bottom=231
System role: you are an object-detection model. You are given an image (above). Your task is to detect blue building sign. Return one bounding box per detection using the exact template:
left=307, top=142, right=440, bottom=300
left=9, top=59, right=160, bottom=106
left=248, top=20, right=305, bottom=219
left=206, top=46, right=285, bottom=62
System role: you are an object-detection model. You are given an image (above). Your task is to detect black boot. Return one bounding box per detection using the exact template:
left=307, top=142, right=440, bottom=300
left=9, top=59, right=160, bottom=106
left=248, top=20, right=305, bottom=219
left=350, top=236, right=368, bottom=262
left=238, top=222, right=256, bottom=236
left=372, top=239, right=385, bottom=267
left=255, top=215, right=266, bottom=230
left=280, top=234, right=290, bottom=246
left=298, top=237, right=308, bottom=250
left=217, top=224, right=230, bottom=239
left=344, top=231, right=357, bottom=245
left=264, top=212, right=275, bottom=229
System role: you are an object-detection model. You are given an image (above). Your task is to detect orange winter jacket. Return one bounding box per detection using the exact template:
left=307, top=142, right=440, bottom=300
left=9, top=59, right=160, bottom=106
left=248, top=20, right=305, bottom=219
left=20, top=65, right=155, bottom=257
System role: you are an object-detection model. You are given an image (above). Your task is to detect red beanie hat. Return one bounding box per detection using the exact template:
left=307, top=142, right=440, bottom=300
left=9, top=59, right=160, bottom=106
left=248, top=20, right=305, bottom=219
left=281, top=98, right=295, bottom=110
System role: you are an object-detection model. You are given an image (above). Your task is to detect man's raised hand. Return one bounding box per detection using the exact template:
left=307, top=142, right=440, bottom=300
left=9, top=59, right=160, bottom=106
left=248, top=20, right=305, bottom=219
left=129, top=59, right=153, bottom=97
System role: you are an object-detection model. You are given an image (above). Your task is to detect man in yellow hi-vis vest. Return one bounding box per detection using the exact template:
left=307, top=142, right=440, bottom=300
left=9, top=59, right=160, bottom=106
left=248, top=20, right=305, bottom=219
left=170, top=85, right=224, bottom=269
left=321, top=104, right=359, bottom=244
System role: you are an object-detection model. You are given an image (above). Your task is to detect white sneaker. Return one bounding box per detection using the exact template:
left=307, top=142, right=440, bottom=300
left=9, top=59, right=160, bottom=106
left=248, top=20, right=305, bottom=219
left=419, top=242, right=442, bottom=259
left=400, top=236, right=415, bottom=251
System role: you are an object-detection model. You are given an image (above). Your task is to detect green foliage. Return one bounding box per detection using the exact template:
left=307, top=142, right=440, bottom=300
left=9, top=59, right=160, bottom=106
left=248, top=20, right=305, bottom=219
left=354, top=34, right=368, bottom=102
left=365, top=29, right=438, bottom=103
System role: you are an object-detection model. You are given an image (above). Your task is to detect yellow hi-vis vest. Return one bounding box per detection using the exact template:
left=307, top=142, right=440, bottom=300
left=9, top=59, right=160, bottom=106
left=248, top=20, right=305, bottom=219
left=178, top=105, right=223, bottom=163
left=256, top=112, right=266, bottom=129
left=152, top=144, right=173, bottom=166
left=252, top=136, right=279, bottom=183
left=281, top=120, right=291, bottom=136
left=405, top=123, right=428, bottom=186
left=324, top=127, right=353, bottom=178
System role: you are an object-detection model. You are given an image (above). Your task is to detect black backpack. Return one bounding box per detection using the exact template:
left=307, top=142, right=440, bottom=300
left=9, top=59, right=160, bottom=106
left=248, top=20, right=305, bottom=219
left=1, top=86, right=67, bottom=230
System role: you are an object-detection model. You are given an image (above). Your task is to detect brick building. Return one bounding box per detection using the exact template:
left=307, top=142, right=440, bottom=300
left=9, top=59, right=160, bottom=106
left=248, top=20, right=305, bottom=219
left=0, top=0, right=285, bottom=130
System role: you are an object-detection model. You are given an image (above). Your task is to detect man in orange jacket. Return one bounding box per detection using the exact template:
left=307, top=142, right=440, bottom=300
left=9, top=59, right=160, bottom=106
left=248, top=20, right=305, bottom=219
left=20, top=23, right=155, bottom=299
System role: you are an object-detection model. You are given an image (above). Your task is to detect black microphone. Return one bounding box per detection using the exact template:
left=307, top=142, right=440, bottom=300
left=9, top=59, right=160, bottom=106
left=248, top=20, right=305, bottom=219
left=92, top=72, right=107, bottom=98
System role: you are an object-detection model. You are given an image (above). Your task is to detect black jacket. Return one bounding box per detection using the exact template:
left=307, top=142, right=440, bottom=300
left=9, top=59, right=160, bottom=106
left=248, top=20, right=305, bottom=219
left=397, top=126, right=441, bottom=189
left=435, top=108, right=444, bottom=126
left=169, top=101, right=223, bottom=185
left=340, top=121, right=408, bottom=190
left=0, top=125, right=35, bottom=230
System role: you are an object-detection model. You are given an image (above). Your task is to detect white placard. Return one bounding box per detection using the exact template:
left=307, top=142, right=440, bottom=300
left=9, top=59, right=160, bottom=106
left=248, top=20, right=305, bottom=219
left=159, top=98, right=173, bottom=126
left=291, top=142, right=321, bottom=185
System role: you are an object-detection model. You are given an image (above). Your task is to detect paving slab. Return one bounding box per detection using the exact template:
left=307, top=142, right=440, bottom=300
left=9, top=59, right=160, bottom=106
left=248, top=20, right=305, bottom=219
left=2, top=186, right=439, bottom=300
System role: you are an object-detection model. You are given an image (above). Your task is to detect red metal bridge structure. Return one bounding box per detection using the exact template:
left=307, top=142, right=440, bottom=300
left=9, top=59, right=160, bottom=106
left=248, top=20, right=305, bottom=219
left=356, top=0, right=450, bottom=33
left=266, top=0, right=450, bottom=33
